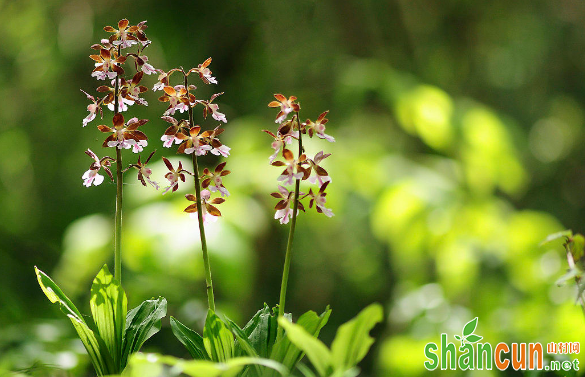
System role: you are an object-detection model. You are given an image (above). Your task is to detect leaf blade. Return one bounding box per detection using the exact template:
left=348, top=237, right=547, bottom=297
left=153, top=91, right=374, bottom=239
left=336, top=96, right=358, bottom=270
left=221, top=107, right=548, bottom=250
left=278, top=317, right=331, bottom=376
left=170, top=316, right=210, bottom=360
left=121, top=297, right=167, bottom=366
left=203, top=310, right=235, bottom=362
left=330, top=303, right=383, bottom=372
left=90, top=264, right=127, bottom=370
left=35, top=267, right=114, bottom=375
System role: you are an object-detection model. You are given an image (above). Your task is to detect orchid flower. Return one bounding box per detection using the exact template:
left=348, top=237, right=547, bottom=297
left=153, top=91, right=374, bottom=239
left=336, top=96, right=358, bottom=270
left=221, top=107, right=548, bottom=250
left=82, top=149, right=114, bottom=187
left=202, top=162, right=231, bottom=197
left=184, top=189, right=224, bottom=224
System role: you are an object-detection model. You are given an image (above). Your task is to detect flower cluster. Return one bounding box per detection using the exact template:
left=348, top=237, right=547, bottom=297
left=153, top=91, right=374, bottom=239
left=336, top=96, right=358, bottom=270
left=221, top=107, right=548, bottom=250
left=155, top=60, right=231, bottom=224
left=266, top=94, right=334, bottom=224
left=81, top=19, right=159, bottom=190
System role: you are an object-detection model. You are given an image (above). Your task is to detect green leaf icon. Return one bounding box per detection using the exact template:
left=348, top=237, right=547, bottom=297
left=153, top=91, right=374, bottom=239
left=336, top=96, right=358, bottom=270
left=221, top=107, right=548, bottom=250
left=465, top=334, right=482, bottom=343
left=454, top=335, right=461, bottom=341
left=462, top=317, right=478, bottom=337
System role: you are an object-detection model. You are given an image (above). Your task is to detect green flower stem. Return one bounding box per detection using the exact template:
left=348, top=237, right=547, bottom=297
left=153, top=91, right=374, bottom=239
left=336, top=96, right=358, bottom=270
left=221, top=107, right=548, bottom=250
left=114, top=149, right=123, bottom=283
left=277, top=112, right=303, bottom=339
left=185, top=72, right=216, bottom=312
left=114, top=61, right=122, bottom=283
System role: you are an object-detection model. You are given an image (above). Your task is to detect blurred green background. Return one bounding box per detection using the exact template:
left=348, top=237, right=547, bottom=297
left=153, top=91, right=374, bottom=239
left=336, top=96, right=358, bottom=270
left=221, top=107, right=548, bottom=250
left=2, top=0, right=585, bottom=375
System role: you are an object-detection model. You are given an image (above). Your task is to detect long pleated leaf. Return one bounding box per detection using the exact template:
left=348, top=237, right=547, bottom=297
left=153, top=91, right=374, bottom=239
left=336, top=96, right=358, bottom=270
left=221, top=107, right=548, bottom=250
left=270, top=307, right=331, bottom=372
left=69, top=314, right=115, bottom=376
left=225, top=317, right=263, bottom=376
left=35, top=266, right=114, bottom=376
left=203, top=310, right=235, bottom=362
left=277, top=317, right=332, bottom=377
left=330, top=303, right=383, bottom=372
left=90, top=264, right=127, bottom=370
left=170, top=316, right=210, bottom=360
left=127, top=353, right=287, bottom=377
left=242, top=304, right=280, bottom=358
left=121, top=297, right=167, bottom=367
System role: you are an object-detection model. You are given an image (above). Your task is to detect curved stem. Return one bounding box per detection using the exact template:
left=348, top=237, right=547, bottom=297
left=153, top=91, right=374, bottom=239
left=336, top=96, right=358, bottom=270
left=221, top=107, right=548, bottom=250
left=114, top=60, right=123, bottom=283
left=185, top=73, right=216, bottom=312
left=277, top=113, right=303, bottom=338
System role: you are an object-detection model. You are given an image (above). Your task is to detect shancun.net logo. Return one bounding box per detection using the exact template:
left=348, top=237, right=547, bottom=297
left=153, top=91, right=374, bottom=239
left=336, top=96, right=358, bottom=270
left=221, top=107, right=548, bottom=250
left=424, top=318, right=580, bottom=372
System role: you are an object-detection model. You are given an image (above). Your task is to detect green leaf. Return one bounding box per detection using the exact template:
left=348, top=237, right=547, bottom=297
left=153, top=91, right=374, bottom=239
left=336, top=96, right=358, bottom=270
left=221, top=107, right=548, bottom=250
left=203, top=310, right=235, bottom=362
left=539, top=230, right=572, bottom=246
left=462, top=317, right=478, bottom=337
left=297, top=363, right=318, bottom=377
left=330, top=303, right=383, bottom=372
left=227, top=318, right=258, bottom=357
left=465, top=334, right=482, bottom=343
left=271, top=307, right=331, bottom=372
left=454, top=335, right=461, bottom=340
left=170, top=316, right=210, bottom=360
left=35, top=266, right=84, bottom=319
left=35, top=266, right=115, bottom=376
left=90, top=264, right=127, bottom=370
left=68, top=314, right=115, bottom=376
left=242, top=304, right=279, bottom=358
left=278, top=317, right=332, bottom=377
left=225, top=316, right=262, bottom=377
left=121, top=297, right=167, bottom=367
left=127, top=353, right=287, bottom=377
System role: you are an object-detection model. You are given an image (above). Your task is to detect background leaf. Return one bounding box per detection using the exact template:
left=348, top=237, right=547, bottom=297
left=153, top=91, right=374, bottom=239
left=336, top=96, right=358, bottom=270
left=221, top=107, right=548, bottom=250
left=330, top=303, right=383, bottom=372
left=127, top=353, right=287, bottom=377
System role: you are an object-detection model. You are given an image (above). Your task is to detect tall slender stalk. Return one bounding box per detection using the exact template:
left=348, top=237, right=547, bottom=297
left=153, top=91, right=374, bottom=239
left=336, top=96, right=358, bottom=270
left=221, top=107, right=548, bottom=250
left=185, top=72, right=216, bottom=312
left=277, top=113, right=303, bottom=338
left=114, top=61, right=123, bottom=283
